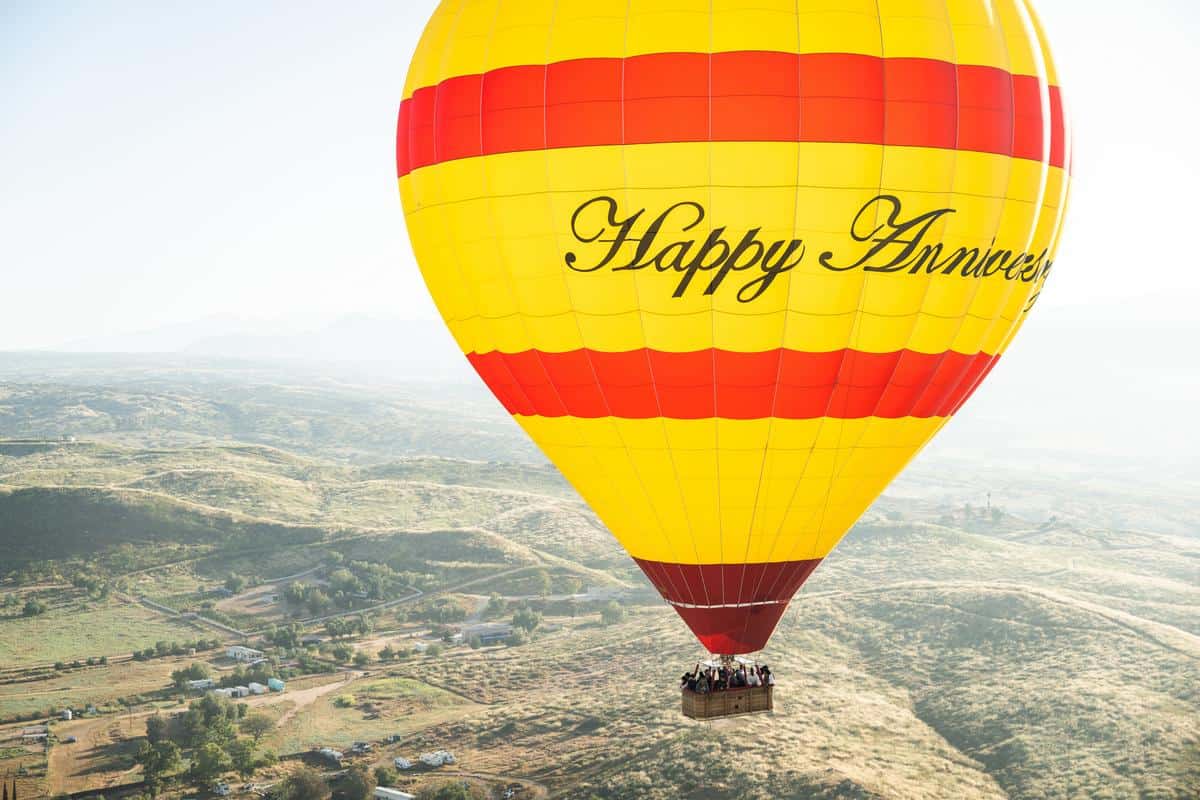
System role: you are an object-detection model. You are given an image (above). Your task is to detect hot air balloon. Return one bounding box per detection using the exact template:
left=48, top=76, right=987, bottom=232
left=395, top=0, right=1070, bottom=676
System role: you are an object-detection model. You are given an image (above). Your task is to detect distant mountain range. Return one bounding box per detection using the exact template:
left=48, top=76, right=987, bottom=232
left=30, top=311, right=1200, bottom=476
left=53, top=314, right=474, bottom=381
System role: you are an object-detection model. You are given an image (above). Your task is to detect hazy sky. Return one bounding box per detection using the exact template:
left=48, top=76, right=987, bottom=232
left=2, top=0, right=1197, bottom=350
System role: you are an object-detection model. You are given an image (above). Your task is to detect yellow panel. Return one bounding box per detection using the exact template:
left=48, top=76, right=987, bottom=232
left=403, top=142, right=1066, bottom=357
left=519, top=415, right=946, bottom=564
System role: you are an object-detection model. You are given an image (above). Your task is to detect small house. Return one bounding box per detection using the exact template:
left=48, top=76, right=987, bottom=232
left=212, top=688, right=235, bottom=698
left=247, top=682, right=267, bottom=695
left=462, top=622, right=513, bottom=645
left=300, top=635, right=325, bottom=646
left=188, top=679, right=216, bottom=691
left=267, top=678, right=285, bottom=692
left=61, top=709, right=73, bottom=721
left=373, top=788, right=416, bottom=800
left=232, top=686, right=251, bottom=698
left=226, top=645, right=264, bottom=662
left=393, top=757, right=413, bottom=770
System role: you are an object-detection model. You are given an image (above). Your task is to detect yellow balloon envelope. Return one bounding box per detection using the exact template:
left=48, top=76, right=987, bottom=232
left=396, top=0, right=1071, bottom=654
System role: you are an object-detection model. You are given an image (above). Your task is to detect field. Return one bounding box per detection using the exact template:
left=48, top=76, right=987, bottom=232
left=0, top=355, right=1197, bottom=799
left=0, top=593, right=205, bottom=670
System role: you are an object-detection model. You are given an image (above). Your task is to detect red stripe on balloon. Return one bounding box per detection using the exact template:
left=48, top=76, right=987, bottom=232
left=466, top=348, right=998, bottom=420
left=634, top=557, right=823, bottom=654
left=396, top=51, right=1066, bottom=177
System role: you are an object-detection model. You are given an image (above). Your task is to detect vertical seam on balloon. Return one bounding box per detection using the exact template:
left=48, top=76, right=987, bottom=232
left=746, top=0, right=891, bottom=608
left=614, top=0, right=715, bottom=610
left=529, top=0, right=694, bottom=608
left=731, top=0, right=805, bottom=651
left=801, top=0, right=973, bottom=566
left=705, top=0, right=728, bottom=613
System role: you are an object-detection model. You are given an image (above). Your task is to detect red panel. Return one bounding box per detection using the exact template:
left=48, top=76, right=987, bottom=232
left=1048, top=85, right=1066, bottom=170
left=674, top=602, right=789, bottom=654
left=396, top=52, right=1063, bottom=177
left=1011, top=74, right=1046, bottom=162
left=958, top=65, right=1014, bottom=157
left=433, top=74, right=482, bottom=162
left=482, top=64, right=546, bottom=156
left=634, top=557, right=824, bottom=653
left=466, top=348, right=1000, bottom=420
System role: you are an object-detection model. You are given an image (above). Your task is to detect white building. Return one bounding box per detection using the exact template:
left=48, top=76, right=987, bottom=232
left=226, top=645, right=264, bottom=662
left=188, top=679, right=216, bottom=691
left=247, top=682, right=267, bottom=695
left=232, top=686, right=251, bottom=698
left=373, top=789, right=416, bottom=800
left=393, top=757, right=414, bottom=770
left=212, top=688, right=236, bottom=698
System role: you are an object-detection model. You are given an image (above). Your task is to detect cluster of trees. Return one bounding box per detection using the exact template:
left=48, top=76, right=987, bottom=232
left=262, top=623, right=303, bottom=648
left=224, top=574, right=251, bottom=593
left=137, top=694, right=278, bottom=796
left=70, top=572, right=112, bottom=599
left=512, top=605, right=542, bottom=634
left=279, top=559, right=412, bottom=618
left=417, top=783, right=487, bottom=800
left=22, top=598, right=48, bottom=616
left=133, top=638, right=221, bottom=662
left=600, top=601, right=625, bottom=627
left=170, top=662, right=212, bottom=689
left=398, top=597, right=467, bottom=625
left=377, top=644, right=414, bottom=662
left=324, top=615, right=372, bottom=639
left=52, top=655, right=109, bottom=671
left=283, top=581, right=336, bottom=615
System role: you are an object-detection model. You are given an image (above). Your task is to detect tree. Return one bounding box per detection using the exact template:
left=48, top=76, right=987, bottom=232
left=136, top=740, right=181, bottom=797
left=225, top=574, right=247, bottom=594
left=171, top=662, right=211, bottom=690
left=277, top=766, right=331, bottom=800
left=467, top=635, right=482, bottom=650
left=332, top=766, right=375, bottom=800
left=600, top=601, right=625, bottom=627
left=145, top=713, right=169, bottom=745
left=512, top=606, right=541, bottom=633
left=22, top=598, right=47, bottom=617
left=227, top=738, right=258, bottom=780
left=378, top=645, right=396, bottom=661
left=529, top=569, right=553, bottom=596
left=373, top=767, right=398, bottom=788
left=352, top=651, right=370, bottom=667
left=416, top=783, right=486, bottom=800
left=239, top=713, right=275, bottom=743
left=181, top=693, right=238, bottom=748
left=331, top=645, right=353, bottom=663
left=190, top=742, right=232, bottom=785
left=306, top=589, right=332, bottom=615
